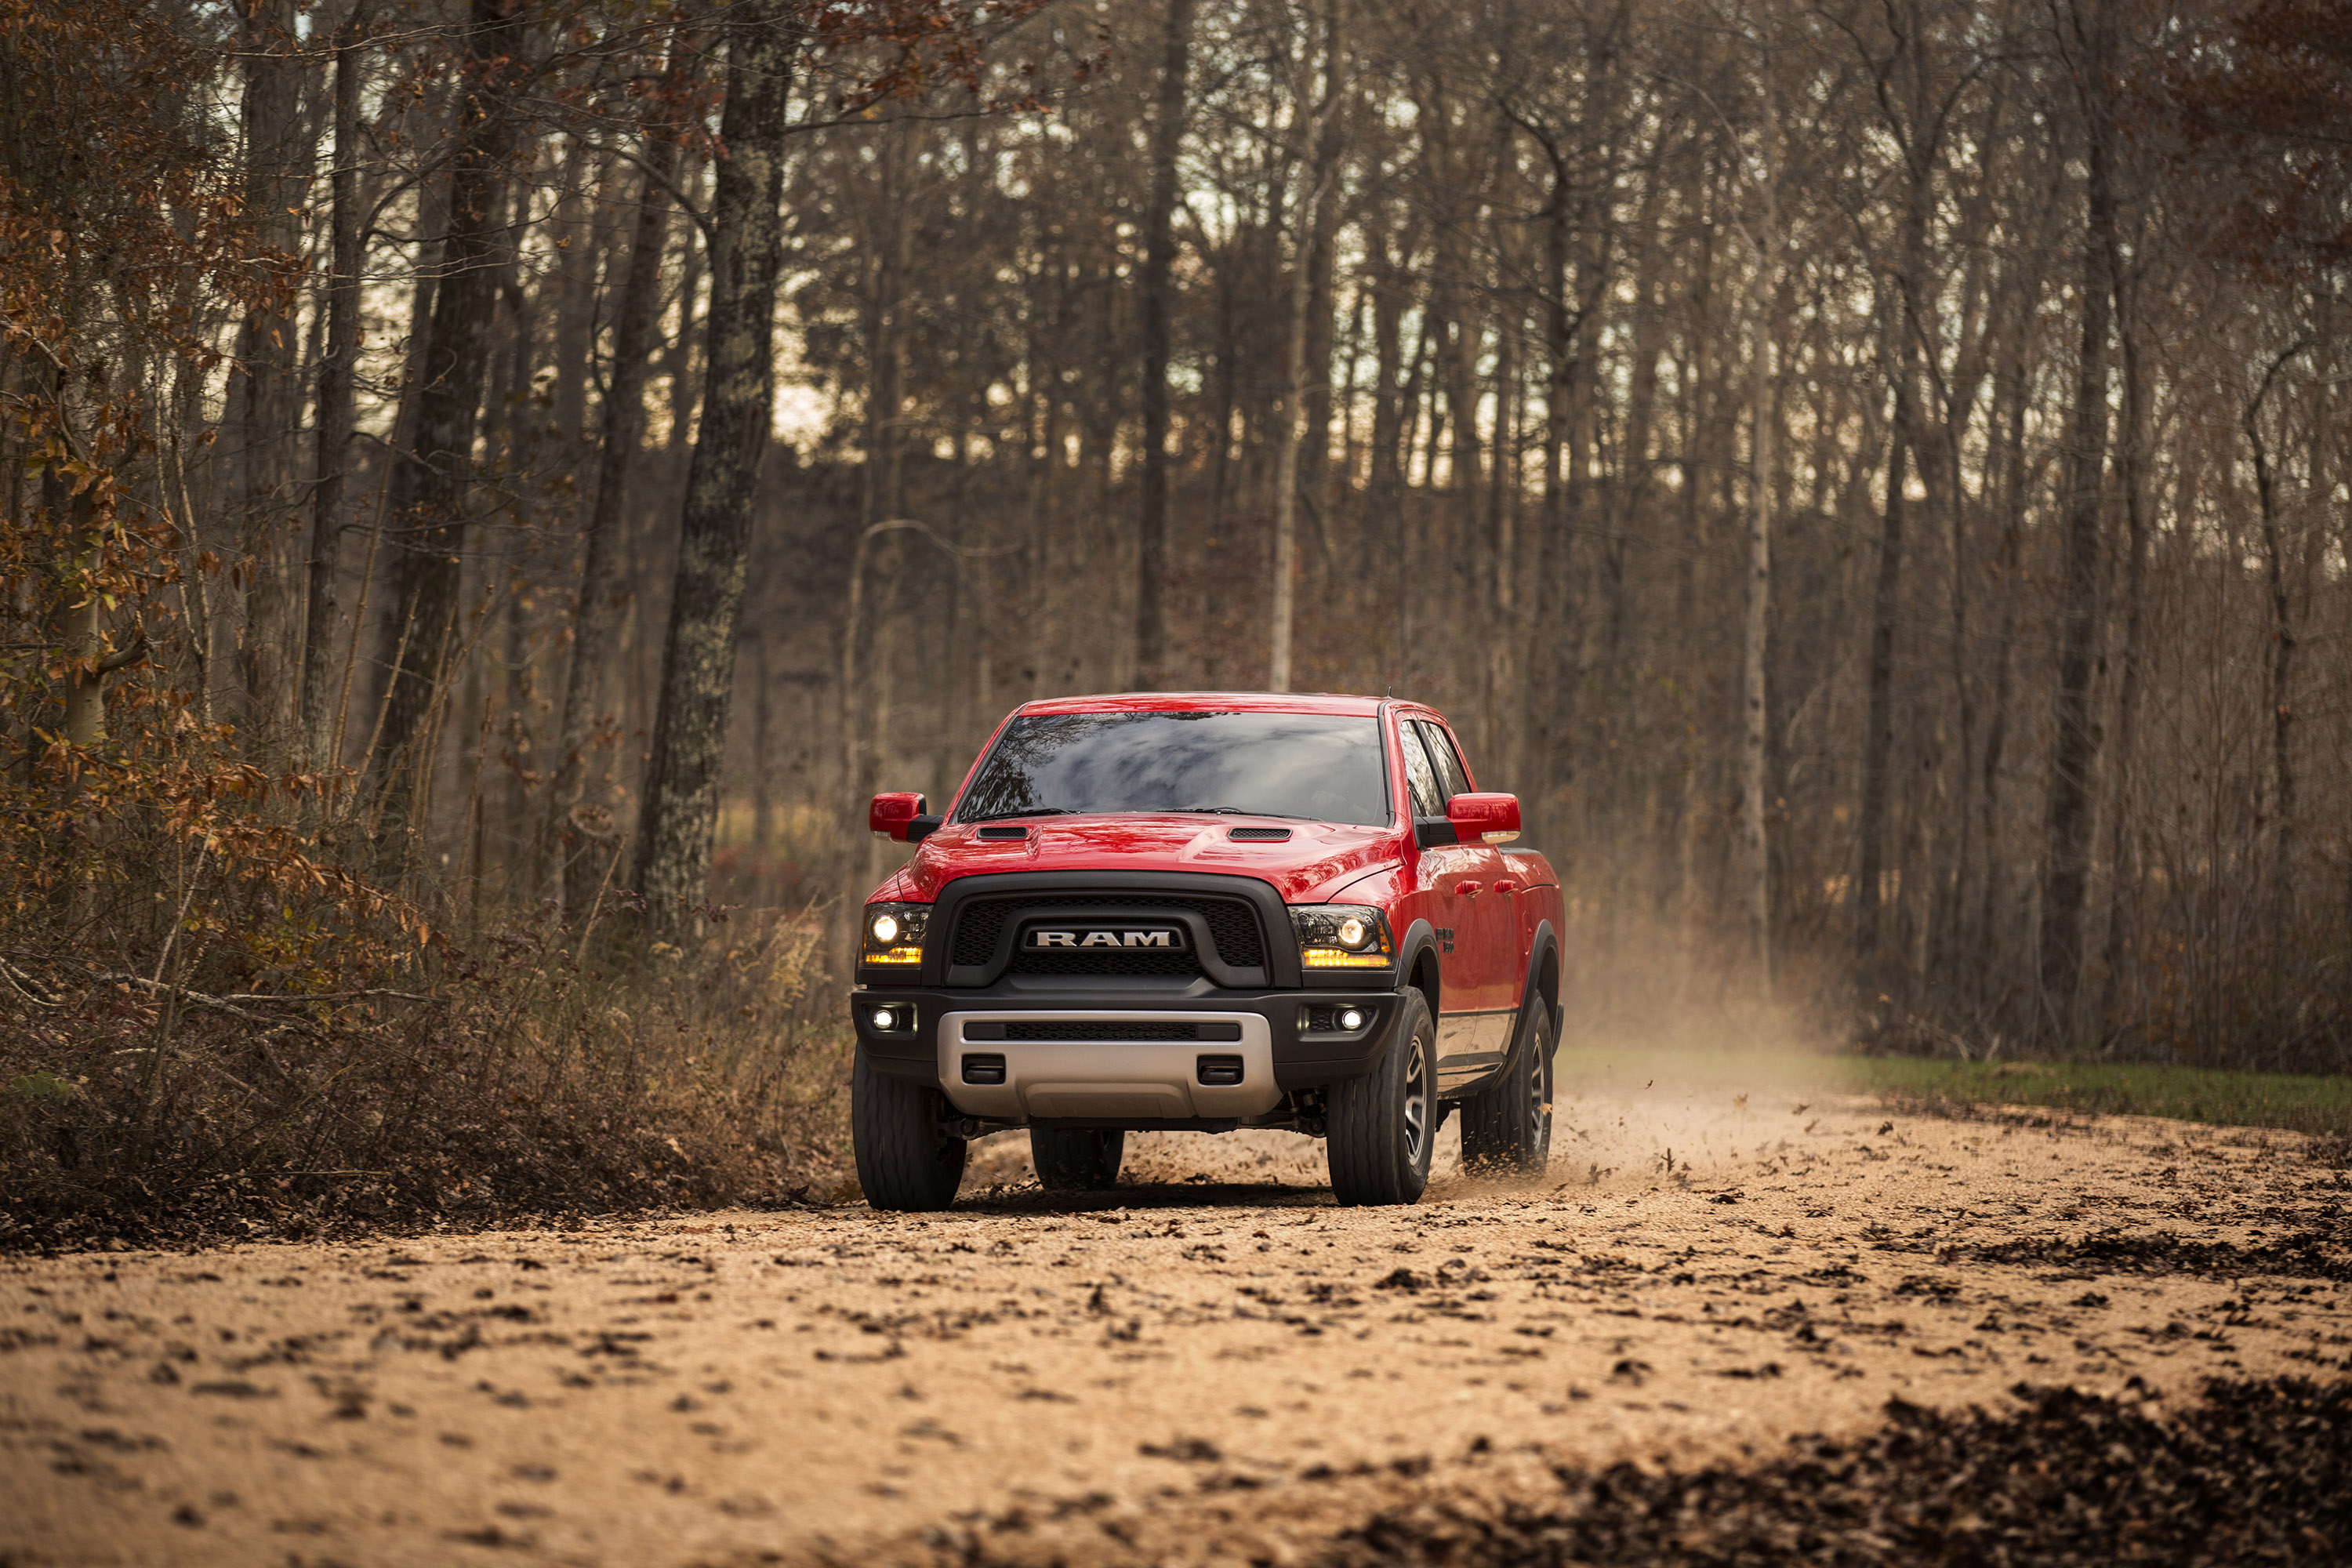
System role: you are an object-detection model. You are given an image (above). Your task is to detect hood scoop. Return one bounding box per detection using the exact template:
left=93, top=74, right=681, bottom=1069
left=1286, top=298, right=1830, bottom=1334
left=1227, top=826, right=1293, bottom=841
left=976, top=825, right=1030, bottom=840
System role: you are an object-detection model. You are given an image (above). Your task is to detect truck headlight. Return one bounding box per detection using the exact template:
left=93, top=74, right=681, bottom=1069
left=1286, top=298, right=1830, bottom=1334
left=860, top=902, right=928, bottom=967
left=1289, top=905, right=1394, bottom=968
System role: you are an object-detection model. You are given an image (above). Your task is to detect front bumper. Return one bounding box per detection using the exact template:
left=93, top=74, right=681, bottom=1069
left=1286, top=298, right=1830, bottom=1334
left=851, top=979, right=1406, bottom=1123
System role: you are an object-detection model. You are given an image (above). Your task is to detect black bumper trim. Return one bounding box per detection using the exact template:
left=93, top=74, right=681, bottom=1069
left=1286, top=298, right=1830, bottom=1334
left=851, top=983, right=1407, bottom=1093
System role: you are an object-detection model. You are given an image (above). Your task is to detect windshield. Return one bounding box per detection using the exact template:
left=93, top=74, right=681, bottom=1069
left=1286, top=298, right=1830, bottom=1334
left=955, top=710, right=1392, bottom=826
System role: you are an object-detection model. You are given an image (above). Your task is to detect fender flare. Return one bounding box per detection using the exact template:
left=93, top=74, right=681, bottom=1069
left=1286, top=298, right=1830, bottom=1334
left=1394, top=918, right=1443, bottom=1022
left=1513, top=920, right=1563, bottom=1050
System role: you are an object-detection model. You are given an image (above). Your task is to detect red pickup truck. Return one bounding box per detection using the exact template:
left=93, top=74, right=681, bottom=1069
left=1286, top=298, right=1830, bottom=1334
left=851, top=692, right=1564, bottom=1210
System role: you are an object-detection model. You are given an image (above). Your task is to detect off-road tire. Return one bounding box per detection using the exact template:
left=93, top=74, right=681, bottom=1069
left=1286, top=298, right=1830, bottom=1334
left=1458, top=998, right=1555, bottom=1180
left=1030, top=1126, right=1125, bottom=1191
left=851, top=1047, right=967, bottom=1211
left=1327, top=990, right=1436, bottom=1206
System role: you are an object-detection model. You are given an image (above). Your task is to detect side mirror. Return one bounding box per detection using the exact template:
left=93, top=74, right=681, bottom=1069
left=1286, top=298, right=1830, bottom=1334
left=1446, top=792, right=1521, bottom=844
left=869, top=792, right=942, bottom=843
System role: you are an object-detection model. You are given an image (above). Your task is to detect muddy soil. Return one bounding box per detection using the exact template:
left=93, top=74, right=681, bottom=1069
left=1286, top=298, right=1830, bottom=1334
left=5, top=1072, right=2350, bottom=1567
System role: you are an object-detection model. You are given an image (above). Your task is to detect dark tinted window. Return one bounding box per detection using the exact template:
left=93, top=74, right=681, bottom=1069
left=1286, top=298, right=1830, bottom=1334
left=1414, top=720, right=1473, bottom=797
left=956, top=710, right=1390, bottom=826
left=1399, top=722, right=1446, bottom=818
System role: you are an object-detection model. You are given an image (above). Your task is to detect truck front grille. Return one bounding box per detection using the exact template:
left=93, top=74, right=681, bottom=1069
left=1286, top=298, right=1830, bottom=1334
left=1011, top=947, right=1202, bottom=978
left=949, top=894, right=1267, bottom=975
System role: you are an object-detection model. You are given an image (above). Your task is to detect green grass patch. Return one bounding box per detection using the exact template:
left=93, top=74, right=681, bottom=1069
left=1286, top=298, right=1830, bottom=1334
left=1554, top=1045, right=2352, bottom=1138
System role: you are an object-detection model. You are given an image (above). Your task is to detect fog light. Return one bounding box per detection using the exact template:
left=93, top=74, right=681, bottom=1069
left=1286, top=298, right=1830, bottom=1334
left=1340, top=1007, right=1365, bottom=1031
left=871, top=1007, right=895, bottom=1029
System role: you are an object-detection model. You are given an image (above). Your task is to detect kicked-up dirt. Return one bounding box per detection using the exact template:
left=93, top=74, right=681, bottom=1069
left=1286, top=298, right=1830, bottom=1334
left=5, top=1069, right=2350, bottom=1567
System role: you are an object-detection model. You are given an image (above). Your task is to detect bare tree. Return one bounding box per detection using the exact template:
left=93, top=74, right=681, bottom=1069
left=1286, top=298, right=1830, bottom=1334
left=546, top=131, right=686, bottom=919
left=1134, top=0, right=1197, bottom=689
left=634, top=1, right=797, bottom=946
left=1269, top=0, right=1347, bottom=692
left=2037, top=0, right=2119, bottom=1036
left=303, top=0, right=370, bottom=771
left=368, top=0, right=528, bottom=844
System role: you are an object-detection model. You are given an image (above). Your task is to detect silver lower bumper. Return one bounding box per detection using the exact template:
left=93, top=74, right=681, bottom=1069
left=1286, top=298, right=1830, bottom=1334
left=938, top=1011, right=1283, bottom=1122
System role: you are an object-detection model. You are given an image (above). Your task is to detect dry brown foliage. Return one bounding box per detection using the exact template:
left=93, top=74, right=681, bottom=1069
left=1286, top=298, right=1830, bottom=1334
left=0, top=908, right=850, bottom=1250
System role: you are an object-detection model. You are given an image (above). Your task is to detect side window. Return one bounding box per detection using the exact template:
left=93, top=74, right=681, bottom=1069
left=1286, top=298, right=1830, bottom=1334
left=1414, top=720, right=1473, bottom=799
left=1398, top=723, right=1446, bottom=818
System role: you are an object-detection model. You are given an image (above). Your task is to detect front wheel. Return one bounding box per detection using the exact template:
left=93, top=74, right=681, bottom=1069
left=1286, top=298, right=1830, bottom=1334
left=1458, top=998, right=1555, bottom=1181
left=851, top=1047, right=967, bottom=1211
left=1326, top=990, right=1436, bottom=1206
left=1031, top=1125, right=1124, bottom=1192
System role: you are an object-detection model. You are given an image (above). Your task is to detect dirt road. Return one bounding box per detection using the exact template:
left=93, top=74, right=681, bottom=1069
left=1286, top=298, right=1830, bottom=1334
left=6, top=1070, right=2349, bottom=1567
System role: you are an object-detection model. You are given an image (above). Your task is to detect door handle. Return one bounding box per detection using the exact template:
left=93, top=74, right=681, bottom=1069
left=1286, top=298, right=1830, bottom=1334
left=1494, top=879, right=1516, bottom=895
left=1454, top=881, right=1482, bottom=897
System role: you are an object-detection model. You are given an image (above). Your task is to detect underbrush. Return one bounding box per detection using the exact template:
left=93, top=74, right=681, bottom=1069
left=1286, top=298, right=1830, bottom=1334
left=0, top=381, right=855, bottom=1253
left=0, top=910, right=855, bottom=1250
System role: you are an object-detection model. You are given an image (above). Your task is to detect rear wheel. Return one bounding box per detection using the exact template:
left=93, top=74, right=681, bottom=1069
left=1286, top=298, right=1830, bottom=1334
left=1459, top=998, right=1555, bottom=1181
left=1327, top=990, right=1436, bottom=1206
left=1030, top=1125, right=1125, bottom=1192
left=851, top=1047, right=967, bottom=1211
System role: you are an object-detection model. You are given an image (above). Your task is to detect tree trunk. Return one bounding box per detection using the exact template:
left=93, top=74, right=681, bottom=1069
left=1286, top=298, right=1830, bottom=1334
left=1268, top=0, right=1345, bottom=693
left=1855, top=7, right=1936, bottom=973
left=368, top=0, right=524, bottom=837
left=2097, top=245, right=2154, bottom=1036
left=749, top=630, right=775, bottom=864
left=1298, top=158, right=1341, bottom=583
left=1536, top=136, right=1580, bottom=812
left=1134, top=0, right=1196, bottom=688
left=233, top=0, right=306, bottom=756
left=55, top=475, right=111, bottom=750
left=1856, top=411, right=1909, bottom=963
left=2247, top=336, right=2310, bottom=935
left=1480, top=253, right=1518, bottom=768
left=634, top=2, right=794, bottom=947
left=660, top=172, right=709, bottom=457
left=2035, top=0, right=2118, bottom=1038
left=549, top=147, right=604, bottom=448
left=546, top=147, right=680, bottom=918
left=1975, top=310, right=2034, bottom=986
left=303, top=1, right=368, bottom=769
left=859, top=120, right=921, bottom=529
left=1740, top=166, right=1777, bottom=993
left=1367, top=224, right=1408, bottom=498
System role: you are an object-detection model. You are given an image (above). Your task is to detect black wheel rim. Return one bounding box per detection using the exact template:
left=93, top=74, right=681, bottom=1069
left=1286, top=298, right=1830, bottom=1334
left=1402, top=1029, right=1428, bottom=1165
left=1526, top=1029, right=1548, bottom=1129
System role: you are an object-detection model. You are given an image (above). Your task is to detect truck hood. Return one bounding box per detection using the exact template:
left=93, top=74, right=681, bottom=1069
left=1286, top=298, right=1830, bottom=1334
left=873, top=815, right=1408, bottom=906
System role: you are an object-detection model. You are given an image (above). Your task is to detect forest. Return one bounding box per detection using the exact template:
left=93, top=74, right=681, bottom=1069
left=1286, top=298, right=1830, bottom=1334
left=1, top=0, right=2347, bottom=1232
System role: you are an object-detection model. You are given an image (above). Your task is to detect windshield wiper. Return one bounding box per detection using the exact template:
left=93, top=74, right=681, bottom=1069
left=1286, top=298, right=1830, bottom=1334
left=960, top=807, right=1079, bottom=823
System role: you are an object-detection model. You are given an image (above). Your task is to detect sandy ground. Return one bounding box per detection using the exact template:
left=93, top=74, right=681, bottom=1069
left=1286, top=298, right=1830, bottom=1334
left=5, top=1065, right=2349, bottom=1568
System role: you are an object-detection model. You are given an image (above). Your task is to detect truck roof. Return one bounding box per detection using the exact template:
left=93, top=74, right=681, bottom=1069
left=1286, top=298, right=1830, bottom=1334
left=1014, top=691, right=1388, bottom=718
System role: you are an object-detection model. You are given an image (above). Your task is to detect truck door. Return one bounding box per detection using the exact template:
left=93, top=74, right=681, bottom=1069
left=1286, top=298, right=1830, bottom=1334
left=1399, top=720, right=1472, bottom=1064
left=1405, top=719, right=1512, bottom=1091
